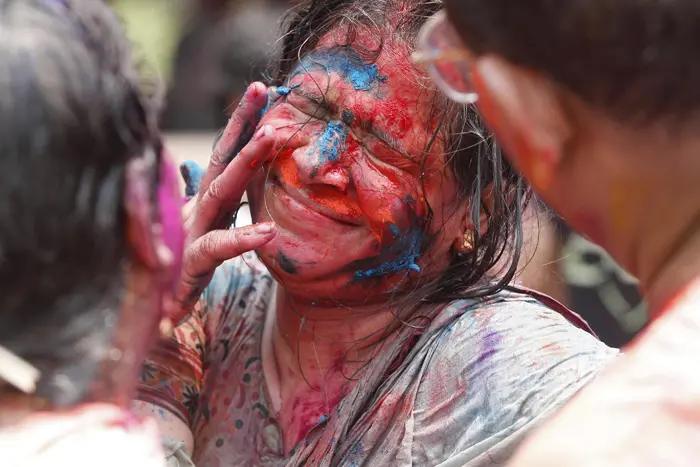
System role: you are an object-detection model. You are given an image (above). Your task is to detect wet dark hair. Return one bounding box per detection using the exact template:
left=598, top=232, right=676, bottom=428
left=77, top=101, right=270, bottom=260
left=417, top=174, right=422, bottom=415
left=446, top=0, right=700, bottom=124
left=0, top=0, right=159, bottom=406
left=269, top=0, right=529, bottom=307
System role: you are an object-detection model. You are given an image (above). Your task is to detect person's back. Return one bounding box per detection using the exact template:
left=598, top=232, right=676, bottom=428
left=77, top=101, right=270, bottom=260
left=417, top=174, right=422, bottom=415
left=0, top=1, right=185, bottom=464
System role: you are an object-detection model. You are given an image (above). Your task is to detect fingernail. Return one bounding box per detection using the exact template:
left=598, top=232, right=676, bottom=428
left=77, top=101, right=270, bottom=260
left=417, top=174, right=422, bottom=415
left=254, top=222, right=276, bottom=235
left=253, top=125, right=274, bottom=141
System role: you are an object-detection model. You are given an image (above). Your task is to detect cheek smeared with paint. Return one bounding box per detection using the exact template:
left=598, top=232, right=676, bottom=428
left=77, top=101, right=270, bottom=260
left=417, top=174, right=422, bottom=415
left=159, top=157, right=186, bottom=293
left=274, top=148, right=362, bottom=219
left=351, top=189, right=427, bottom=280
left=353, top=222, right=423, bottom=279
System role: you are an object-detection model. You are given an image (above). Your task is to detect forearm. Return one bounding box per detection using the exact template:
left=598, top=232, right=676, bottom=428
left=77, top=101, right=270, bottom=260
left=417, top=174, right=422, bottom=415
left=135, top=301, right=207, bottom=451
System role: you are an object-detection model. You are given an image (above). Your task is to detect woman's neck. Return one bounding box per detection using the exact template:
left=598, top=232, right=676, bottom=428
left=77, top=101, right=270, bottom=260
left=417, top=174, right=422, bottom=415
left=266, top=287, right=398, bottom=452
left=271, top=289, right=397, bottom=388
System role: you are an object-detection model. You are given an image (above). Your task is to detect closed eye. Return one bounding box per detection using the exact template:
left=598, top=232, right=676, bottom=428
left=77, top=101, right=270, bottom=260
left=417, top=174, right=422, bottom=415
left=369, top=126, right=417, bottom=164
left=286, top=85, right=419, bottom=172
left=289, top=87, right=335, bottom=114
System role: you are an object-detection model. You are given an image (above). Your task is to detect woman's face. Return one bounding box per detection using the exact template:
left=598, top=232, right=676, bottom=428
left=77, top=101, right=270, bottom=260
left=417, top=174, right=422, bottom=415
left=248, top=33, right=467, bottom=304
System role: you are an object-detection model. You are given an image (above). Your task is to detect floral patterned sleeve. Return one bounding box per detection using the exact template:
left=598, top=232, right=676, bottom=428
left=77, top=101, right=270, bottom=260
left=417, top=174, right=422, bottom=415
left=136, top=298, right=208, bottom=428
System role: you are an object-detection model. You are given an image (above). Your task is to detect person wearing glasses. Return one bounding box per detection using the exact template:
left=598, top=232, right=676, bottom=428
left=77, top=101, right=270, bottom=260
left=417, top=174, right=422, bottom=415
left=134, top=1, right=618, bottom=465
left=414, top=4, right=700, bottom=466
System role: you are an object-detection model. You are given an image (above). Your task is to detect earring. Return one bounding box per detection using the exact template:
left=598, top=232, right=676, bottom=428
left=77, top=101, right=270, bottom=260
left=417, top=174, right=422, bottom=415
left=462, top=230, right=474, bottom=253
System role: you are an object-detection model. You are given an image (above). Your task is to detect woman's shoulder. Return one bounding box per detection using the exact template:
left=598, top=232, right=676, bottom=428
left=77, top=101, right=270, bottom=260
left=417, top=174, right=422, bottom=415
left=435, top=288, right=611, bottom=356
left=422, top=289, right=619, bottom=383
left=410, top=290, right=618, bottom=464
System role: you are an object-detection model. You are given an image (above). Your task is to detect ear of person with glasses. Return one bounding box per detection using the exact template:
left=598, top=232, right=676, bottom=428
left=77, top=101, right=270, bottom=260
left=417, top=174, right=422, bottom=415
left=414, top=4, right=700, bottom=466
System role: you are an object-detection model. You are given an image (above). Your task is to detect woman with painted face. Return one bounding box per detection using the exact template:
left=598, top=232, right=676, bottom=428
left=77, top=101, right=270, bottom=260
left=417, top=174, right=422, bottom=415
left=0, top=0, right=188, bottom=466
left=419, top=2, right=700, bottom=466
left=134, top=1, right=617, bottom=465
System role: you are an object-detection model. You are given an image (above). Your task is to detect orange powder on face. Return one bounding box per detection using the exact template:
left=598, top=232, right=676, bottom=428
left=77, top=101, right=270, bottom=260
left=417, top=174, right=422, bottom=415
left=309, top=187, right=362, bottom=218
left=274, top=150, right=303, bottom=189
left=273, top=149, right=363, bottom=218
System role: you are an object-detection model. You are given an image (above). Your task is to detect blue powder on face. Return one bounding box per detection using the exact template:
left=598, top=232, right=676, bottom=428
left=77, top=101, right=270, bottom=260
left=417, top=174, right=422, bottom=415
left=292, top=47, right=387, bottom=92
left=276, top=84, right=300, bottom=96
left=389, top=224, right=400, bottom=238
left=316, top=121, right=347, bottom=166
left=345, top=62, right=380, bottom=91
left=353, top=227, right=422, bottom=280
left=180, top=160, right=205, bottom=198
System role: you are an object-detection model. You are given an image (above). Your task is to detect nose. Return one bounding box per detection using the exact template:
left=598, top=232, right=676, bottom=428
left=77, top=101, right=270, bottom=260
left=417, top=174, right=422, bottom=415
left=292, top=121, right=351, bottom=191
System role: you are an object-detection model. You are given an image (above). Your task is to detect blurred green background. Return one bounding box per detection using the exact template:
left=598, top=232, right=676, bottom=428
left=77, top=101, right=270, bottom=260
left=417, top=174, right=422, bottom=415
left=110, top=0, right=187, bottom=84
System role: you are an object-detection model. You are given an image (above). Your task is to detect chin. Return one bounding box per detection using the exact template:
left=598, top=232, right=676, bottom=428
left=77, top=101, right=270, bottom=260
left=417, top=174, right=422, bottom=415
left=253, top=232, right=415, bottom=305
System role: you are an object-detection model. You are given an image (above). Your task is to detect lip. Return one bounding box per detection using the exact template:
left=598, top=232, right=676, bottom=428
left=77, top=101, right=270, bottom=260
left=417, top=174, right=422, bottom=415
left=271, top=176, right=365, bottom=226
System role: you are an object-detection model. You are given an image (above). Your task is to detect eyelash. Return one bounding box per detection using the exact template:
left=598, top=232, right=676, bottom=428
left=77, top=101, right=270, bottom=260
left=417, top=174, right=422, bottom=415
left=283, top=92, right=419, bottom=174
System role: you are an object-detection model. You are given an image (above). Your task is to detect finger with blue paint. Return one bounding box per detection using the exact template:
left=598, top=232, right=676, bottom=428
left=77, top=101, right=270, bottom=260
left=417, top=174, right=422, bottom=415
left=180, top=160, right=205, bottom=200
left=168, top=82, right=280, bottom=324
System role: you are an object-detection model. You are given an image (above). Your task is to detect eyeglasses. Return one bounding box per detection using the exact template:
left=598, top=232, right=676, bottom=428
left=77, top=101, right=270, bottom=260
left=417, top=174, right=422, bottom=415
left=412, top=10, right=478, bottom=104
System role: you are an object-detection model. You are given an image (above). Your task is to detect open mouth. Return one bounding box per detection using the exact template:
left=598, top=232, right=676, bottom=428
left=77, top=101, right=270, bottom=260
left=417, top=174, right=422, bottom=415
left=271, top=175, right=364, bottom=226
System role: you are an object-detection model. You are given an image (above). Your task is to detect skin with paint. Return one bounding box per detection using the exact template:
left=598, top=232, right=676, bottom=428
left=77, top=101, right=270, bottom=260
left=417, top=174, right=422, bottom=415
left=248, top=41, right=467, bottom=303
left=138, top=4, right=616, bottom=465
left=139, top=21, right=519, bottom=460
left=439, top=1, right=700, bottom=465
left=246, top=37, right=469, bottom=451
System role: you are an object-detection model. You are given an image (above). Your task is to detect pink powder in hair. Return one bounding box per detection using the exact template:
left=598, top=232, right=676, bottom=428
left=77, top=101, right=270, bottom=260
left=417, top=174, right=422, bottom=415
left=157, top=155, right=185, bottom=292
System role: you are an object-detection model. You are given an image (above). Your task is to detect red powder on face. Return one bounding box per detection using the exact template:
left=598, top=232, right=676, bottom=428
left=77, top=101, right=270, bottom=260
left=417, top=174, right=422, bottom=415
left=374, top=99, right=413, bottom=134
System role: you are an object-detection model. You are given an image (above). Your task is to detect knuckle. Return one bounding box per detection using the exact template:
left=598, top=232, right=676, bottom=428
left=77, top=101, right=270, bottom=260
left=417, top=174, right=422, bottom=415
left=205, top=179, right=225, bottom=204
left=210, top=148, right=230, bottom=166
left=199, top=234, right=221, bottom=257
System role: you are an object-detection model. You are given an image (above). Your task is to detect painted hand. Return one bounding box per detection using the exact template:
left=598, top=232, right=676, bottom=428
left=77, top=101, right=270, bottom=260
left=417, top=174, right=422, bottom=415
left=169, top=82, right=278, bottom=323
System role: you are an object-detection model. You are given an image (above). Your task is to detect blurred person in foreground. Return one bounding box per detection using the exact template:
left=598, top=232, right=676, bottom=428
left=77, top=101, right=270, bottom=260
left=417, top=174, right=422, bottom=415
left=0, top=0, right=186, bottom=465
left=415, top=2, right=700, bottom=465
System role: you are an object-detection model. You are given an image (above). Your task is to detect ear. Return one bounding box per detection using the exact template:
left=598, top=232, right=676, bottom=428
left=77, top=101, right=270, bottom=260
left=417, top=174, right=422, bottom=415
left=124, top=154, right=172, bottom=272
left=452, top=183, right=495, bottom=254
left=471, top=55, right=572, bottom=191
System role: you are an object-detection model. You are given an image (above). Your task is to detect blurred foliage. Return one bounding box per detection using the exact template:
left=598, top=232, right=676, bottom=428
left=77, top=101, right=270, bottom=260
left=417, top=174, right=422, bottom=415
left=110, top=0, right=188, bottom=83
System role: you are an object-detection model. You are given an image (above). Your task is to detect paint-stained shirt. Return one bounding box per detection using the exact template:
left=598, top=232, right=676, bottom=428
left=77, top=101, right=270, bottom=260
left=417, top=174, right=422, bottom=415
left=155, top=253, right=618, bottom=466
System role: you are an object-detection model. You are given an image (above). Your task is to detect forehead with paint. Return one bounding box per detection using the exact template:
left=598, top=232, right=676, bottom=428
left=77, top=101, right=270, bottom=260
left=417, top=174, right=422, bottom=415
left=248, top=33, right=466, bottom=304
